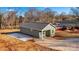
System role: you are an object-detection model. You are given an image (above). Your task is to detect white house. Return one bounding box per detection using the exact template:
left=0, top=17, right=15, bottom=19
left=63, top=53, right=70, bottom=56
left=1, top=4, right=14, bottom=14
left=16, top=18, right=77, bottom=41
left=20, top=22, right=56, bottom=39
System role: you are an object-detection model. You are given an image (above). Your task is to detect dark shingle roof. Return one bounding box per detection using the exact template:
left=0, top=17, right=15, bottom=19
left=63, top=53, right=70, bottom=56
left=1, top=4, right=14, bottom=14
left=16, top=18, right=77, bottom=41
left=56, top=20, right=79, bottom=27
left=21, top=22, right=49, bottom=31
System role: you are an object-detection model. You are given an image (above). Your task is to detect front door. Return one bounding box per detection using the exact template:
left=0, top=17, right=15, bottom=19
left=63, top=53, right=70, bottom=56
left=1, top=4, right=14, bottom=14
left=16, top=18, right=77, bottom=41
left=46, top=30, right=50, bottom=37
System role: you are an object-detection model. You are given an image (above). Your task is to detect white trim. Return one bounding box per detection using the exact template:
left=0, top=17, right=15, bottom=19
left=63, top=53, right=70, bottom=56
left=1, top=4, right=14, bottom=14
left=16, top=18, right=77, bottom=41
left=42, top=24, right=50, bottom=31
left=42, top=24, right=55, bottom=31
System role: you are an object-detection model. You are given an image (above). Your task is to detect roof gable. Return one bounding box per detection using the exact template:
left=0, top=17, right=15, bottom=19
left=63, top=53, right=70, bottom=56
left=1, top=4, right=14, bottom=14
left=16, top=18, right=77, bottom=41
left=42, top=24, right=55, bottom=31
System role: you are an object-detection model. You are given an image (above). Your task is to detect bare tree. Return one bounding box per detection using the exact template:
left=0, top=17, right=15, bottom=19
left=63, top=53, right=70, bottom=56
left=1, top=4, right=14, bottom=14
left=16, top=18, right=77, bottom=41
left=71, top=7, right=79, bottom=17
left=59, top=12, right=67, bottom=21
left=0, top=12, right=3, bottom=29
left=24, top=8, right=40, bottom=22
left=43, top=8, right=57, bottom=23
left=24, top=8, right=57, bottom=23
left=70, top=7, right=79, bottom=20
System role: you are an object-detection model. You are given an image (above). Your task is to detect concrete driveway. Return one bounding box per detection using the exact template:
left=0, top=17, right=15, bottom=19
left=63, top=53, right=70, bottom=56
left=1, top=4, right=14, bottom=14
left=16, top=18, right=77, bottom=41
left=8, top=33, right=33, bottom=41
left=35, top=37, right=79, bottom=51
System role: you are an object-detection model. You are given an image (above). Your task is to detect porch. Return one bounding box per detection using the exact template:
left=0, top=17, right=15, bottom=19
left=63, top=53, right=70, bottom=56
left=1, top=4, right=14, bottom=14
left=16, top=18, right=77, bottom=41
left=39, top=29, right=54, bottom=39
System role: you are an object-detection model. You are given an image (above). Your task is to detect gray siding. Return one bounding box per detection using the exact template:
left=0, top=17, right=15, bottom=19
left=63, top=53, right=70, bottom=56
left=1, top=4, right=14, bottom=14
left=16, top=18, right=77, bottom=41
left=20, top=27, right=40, bottom=38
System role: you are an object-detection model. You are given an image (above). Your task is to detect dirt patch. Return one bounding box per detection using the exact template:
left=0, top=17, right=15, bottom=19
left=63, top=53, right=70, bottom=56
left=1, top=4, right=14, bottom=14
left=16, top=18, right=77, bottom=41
left=55, top=31, right=79, bottom=38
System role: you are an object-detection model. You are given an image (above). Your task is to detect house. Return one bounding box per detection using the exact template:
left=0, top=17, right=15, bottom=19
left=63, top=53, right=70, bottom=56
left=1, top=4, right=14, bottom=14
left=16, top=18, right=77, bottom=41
left=55, top=19, right=79, bottom=30
left=20, top=22, right=56, bottom=39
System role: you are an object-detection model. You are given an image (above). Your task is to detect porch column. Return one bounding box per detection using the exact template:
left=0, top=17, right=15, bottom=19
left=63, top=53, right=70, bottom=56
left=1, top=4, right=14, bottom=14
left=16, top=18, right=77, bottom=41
left=39, top=31, right=43, bottom=40
left=50, top=29, right=52, bottom=36
left=41, top=31, right=44, bottom=40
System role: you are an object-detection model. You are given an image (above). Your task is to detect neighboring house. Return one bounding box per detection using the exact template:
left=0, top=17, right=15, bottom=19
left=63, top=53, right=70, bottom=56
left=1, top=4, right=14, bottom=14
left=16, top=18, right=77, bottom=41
left=55, top=19, right=79, bottom=30
left=20, top=22, right=56, bottom=39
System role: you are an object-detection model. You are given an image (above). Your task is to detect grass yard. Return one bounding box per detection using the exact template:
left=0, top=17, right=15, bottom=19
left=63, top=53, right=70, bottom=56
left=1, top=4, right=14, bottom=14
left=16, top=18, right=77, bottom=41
left=0, top=34, right=55, bottom=51
left=0, top=29, right=20, bottom=33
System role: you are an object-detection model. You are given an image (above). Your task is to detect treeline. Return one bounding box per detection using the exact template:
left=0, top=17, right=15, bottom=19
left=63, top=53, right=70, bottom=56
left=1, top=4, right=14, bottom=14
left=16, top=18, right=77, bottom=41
left=0, top=7, right=79, bottom=29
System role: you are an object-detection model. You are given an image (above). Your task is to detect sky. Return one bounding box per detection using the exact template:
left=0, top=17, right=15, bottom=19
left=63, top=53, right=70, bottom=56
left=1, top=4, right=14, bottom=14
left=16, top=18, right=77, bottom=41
left=0, top=7, right=71, bottom=16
